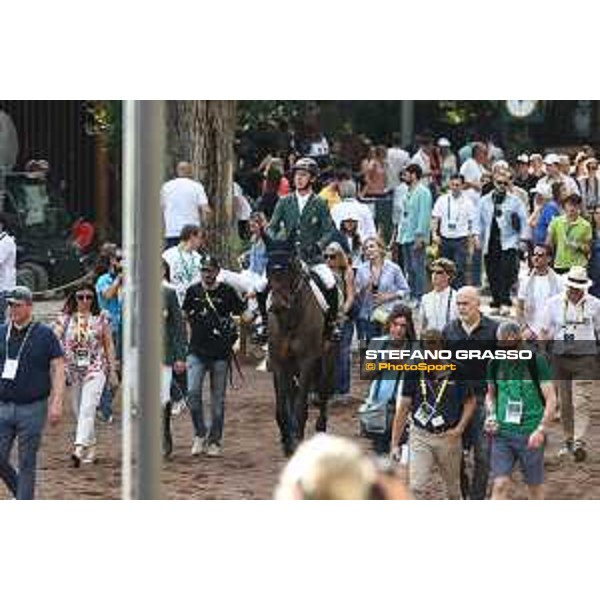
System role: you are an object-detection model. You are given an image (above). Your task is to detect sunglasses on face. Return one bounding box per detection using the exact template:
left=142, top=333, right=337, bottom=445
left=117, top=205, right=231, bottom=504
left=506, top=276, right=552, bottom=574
left=76, top=293, right=94, bottom=301
left=532, top=252, right=547, bottom=258
left=325, top=254, right=337, bottom=259
left=495, top=181, right=509, bottom=186
left=431, top=269, right=447, bottom=275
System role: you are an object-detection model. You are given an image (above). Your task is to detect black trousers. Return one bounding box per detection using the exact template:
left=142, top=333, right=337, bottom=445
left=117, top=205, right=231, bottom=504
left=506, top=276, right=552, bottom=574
left=485, top=248, right=518, bottom=307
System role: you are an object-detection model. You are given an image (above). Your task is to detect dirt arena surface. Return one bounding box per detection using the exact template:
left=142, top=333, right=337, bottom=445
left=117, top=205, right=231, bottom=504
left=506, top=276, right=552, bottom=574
left=2, top=299, right=600, bottom=500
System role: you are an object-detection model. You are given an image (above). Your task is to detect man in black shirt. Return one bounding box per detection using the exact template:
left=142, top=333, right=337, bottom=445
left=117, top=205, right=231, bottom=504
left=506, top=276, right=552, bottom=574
left=443, top=286, right=499, bottom=500
left=182, top=257, right=245, bottom=458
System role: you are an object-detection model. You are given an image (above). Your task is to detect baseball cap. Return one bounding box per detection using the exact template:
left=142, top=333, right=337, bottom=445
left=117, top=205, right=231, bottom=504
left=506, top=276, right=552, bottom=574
left=516, top=153, right=529, bottom=163
left=201, top=255, right=220, bottom=270
left=437, top=137, right=451, bottom=148
left=543, top=153, right=560, bottom=165
left=7, top=286, right=33, bottom=304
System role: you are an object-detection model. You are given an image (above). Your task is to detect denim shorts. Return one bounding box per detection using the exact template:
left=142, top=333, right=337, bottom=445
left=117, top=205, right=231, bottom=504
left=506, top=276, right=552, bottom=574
left=490, top=430, right=544, bottom=486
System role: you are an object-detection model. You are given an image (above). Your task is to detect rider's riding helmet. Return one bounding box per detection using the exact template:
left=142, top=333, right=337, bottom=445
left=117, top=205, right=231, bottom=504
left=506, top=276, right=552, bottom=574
left=291, top=157, right=319, bottom=179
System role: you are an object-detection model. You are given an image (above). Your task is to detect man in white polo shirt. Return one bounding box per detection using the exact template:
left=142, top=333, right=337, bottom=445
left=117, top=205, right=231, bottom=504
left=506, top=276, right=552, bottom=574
left=160, top=161, right=211, bottom=249
left=537, top=153, right=579, bottom=198
left=0, top=214, right=16, bottom=324
left=431, top=174, right=476, bottom=289
left=540, top=266, right=600, bottom=462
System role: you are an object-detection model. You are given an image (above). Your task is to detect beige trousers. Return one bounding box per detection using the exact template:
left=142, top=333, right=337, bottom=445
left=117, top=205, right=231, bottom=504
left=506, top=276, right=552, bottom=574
left=409, top=425, right=462, bottom=499
left=552, top=355, right=597, bottom=443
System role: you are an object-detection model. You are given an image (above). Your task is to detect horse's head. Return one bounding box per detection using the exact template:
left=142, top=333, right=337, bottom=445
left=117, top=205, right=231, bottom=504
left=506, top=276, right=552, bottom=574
left=265, top=237, right=301, bottom=312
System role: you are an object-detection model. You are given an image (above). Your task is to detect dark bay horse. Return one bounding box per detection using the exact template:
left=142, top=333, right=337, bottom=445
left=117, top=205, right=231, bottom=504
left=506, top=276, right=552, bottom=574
left=265, top=240, right=335, bottom=457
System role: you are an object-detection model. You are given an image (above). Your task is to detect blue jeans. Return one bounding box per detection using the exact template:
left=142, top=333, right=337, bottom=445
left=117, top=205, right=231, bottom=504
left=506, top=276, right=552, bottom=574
left=470, top=247, right=482, bottom=287
left=356, top=319, right=382, bottom=343
left=0, top=400, right=48, bottom=500
left=441, top=237, right=469, bottom=289
left=401, top=242, right=426, bottom=300
left=186, top=354, right=228, bottom=445
left=335, top=320, right=354, bottom=395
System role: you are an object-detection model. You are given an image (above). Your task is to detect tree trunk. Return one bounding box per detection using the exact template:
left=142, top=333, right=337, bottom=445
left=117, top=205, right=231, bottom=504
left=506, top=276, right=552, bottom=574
left=166, top=101, right=237, bottom=266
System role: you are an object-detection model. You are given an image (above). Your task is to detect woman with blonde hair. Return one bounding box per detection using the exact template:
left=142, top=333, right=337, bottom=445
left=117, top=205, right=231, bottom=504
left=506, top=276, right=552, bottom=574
left=354, top=236, right=410, bottom=341
left=324, top=241, right=355, bottom=401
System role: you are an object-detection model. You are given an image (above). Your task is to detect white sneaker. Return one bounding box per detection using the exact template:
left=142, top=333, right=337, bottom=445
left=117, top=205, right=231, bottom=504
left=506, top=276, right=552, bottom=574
left=191, top=436, right=205, bottom=456
left=82, top=445, right=97, bottom=464
left=171, top=399, right=186, bottom=417
left=205, top=443, right=222, bottom=457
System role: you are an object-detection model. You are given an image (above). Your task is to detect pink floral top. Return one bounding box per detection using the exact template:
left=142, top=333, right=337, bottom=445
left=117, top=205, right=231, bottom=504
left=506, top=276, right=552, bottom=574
left=58, top=312, right=109, bottom=383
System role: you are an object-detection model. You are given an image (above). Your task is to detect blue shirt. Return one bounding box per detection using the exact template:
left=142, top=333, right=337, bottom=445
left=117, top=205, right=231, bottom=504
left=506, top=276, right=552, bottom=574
left=96, top=272, right=122, bottom=332
left=355, top=260, right=410, bottom=320
left=402, top=370, right=473, bottom=433
left=0, top=322, right=63, bottom=405
left=534, top=200, right=560, bottom=245
left=248, top=239, right=268, bottom=276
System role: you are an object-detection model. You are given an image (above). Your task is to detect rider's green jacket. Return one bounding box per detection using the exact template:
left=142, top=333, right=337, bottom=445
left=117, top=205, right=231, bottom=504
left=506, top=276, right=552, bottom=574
left=266, top=192, right=336, bottom=262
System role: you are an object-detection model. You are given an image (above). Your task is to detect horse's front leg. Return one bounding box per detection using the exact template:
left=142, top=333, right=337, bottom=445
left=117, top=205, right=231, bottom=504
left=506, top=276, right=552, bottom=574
left=295, top=367, right=312, bottom=442
left=273, top=370, right=297, bottom=457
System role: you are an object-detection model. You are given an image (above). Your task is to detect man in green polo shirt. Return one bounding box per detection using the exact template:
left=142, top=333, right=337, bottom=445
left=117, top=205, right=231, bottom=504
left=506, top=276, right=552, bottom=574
left=546, top=193, right=592, bottom=274
left=484, top=321, right=556, bottom=500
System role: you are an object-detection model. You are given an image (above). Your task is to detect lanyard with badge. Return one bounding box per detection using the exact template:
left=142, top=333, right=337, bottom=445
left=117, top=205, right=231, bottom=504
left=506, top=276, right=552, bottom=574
left=501, top=364, right=526, bottom=425
left=447, top=194, right=458, bottom=231
left=414, top=373, right=450, bottom=428
left=2, top=322, right=36, bottom=380
left=561, top=297, right=588, bottom=348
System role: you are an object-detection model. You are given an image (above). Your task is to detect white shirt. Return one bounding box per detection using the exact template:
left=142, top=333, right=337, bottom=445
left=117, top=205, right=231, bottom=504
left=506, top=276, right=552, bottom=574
left=160, top=177, right=209, bottom=238
left=296, top=191, right=311, bottom=215
left=537, top=173, right=579, bottom=197
left=517, top=270, right=564, bottom=335
left=410, top=149, right=431, bottom=183
left=162, top=245, right=203, bottom=305
left=386, top=147, right=410, bottom=188
left=460, top=158, right=484, bottom=207
left=541, top=292, right=600, bottom=354
left=432, top=192, right=476, bottom=239
left=233, top=182, right=252, bottom=221
left=0, top=232, right=16, bottom=291
left=419, top=287, right=458, bottom=332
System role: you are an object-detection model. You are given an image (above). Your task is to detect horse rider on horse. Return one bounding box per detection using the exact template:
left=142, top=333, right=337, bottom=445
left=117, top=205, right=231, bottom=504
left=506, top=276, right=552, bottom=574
left=262, top=157, right=342, bottom=342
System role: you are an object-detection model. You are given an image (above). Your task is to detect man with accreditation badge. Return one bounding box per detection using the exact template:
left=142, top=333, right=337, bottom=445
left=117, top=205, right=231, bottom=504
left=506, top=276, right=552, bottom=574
left=390, top=329, right=476, bottom=499
left=540, top=266, right=600, bottom=462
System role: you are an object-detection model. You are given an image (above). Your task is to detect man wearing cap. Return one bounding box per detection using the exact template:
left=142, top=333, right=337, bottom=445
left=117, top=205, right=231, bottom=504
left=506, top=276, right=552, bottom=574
left=540, top=266, right=600, bottom=462
left=529, top=181, right=561, bottom=247
left=514, top=154, right=537, bottom=194
left=0, top=286, right=65, bottom=499
left=437, top=137, right=458, bottom=190
left=537, top=153, right=579, bottom=198
left=0, top=214, right=16, bottom=325
left=182, top=256, right=245, bottom=458
left=431, top=173, right=476, bottom=288
left=546, top=193, right=592, bottom=274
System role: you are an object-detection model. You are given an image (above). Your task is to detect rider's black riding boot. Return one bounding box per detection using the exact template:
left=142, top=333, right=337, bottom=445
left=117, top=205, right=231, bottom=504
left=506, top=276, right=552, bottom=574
left=162, top=402, right=173, bottom=459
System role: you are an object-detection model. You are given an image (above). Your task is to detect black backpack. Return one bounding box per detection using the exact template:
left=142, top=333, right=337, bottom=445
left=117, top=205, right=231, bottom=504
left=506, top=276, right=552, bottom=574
left=489, top=356, right=545, bottom=406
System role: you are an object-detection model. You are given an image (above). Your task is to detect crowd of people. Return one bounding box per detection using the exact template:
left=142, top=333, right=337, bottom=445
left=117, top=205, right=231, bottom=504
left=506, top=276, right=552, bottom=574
left=1, top=130, right=600, bottom=500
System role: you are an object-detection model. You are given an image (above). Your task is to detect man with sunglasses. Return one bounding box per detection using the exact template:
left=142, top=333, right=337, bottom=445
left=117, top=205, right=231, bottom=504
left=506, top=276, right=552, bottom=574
left=517, top=244, right=564, bottom=340
left=474, top=170, right=527, bottom=316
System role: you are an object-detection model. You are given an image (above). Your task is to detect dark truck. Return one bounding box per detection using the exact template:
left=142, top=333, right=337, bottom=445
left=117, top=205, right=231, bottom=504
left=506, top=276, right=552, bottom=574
left=0, top=171, right=94, bottom=293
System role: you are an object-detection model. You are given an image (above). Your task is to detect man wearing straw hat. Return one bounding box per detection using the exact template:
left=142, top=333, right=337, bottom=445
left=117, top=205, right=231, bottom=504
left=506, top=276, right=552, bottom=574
left=540, top=266, right=600, bottom=462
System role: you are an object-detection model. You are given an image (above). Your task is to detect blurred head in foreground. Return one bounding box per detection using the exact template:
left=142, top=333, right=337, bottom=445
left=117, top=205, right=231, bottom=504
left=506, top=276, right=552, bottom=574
left=274, top=434, right=410, bottom=500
